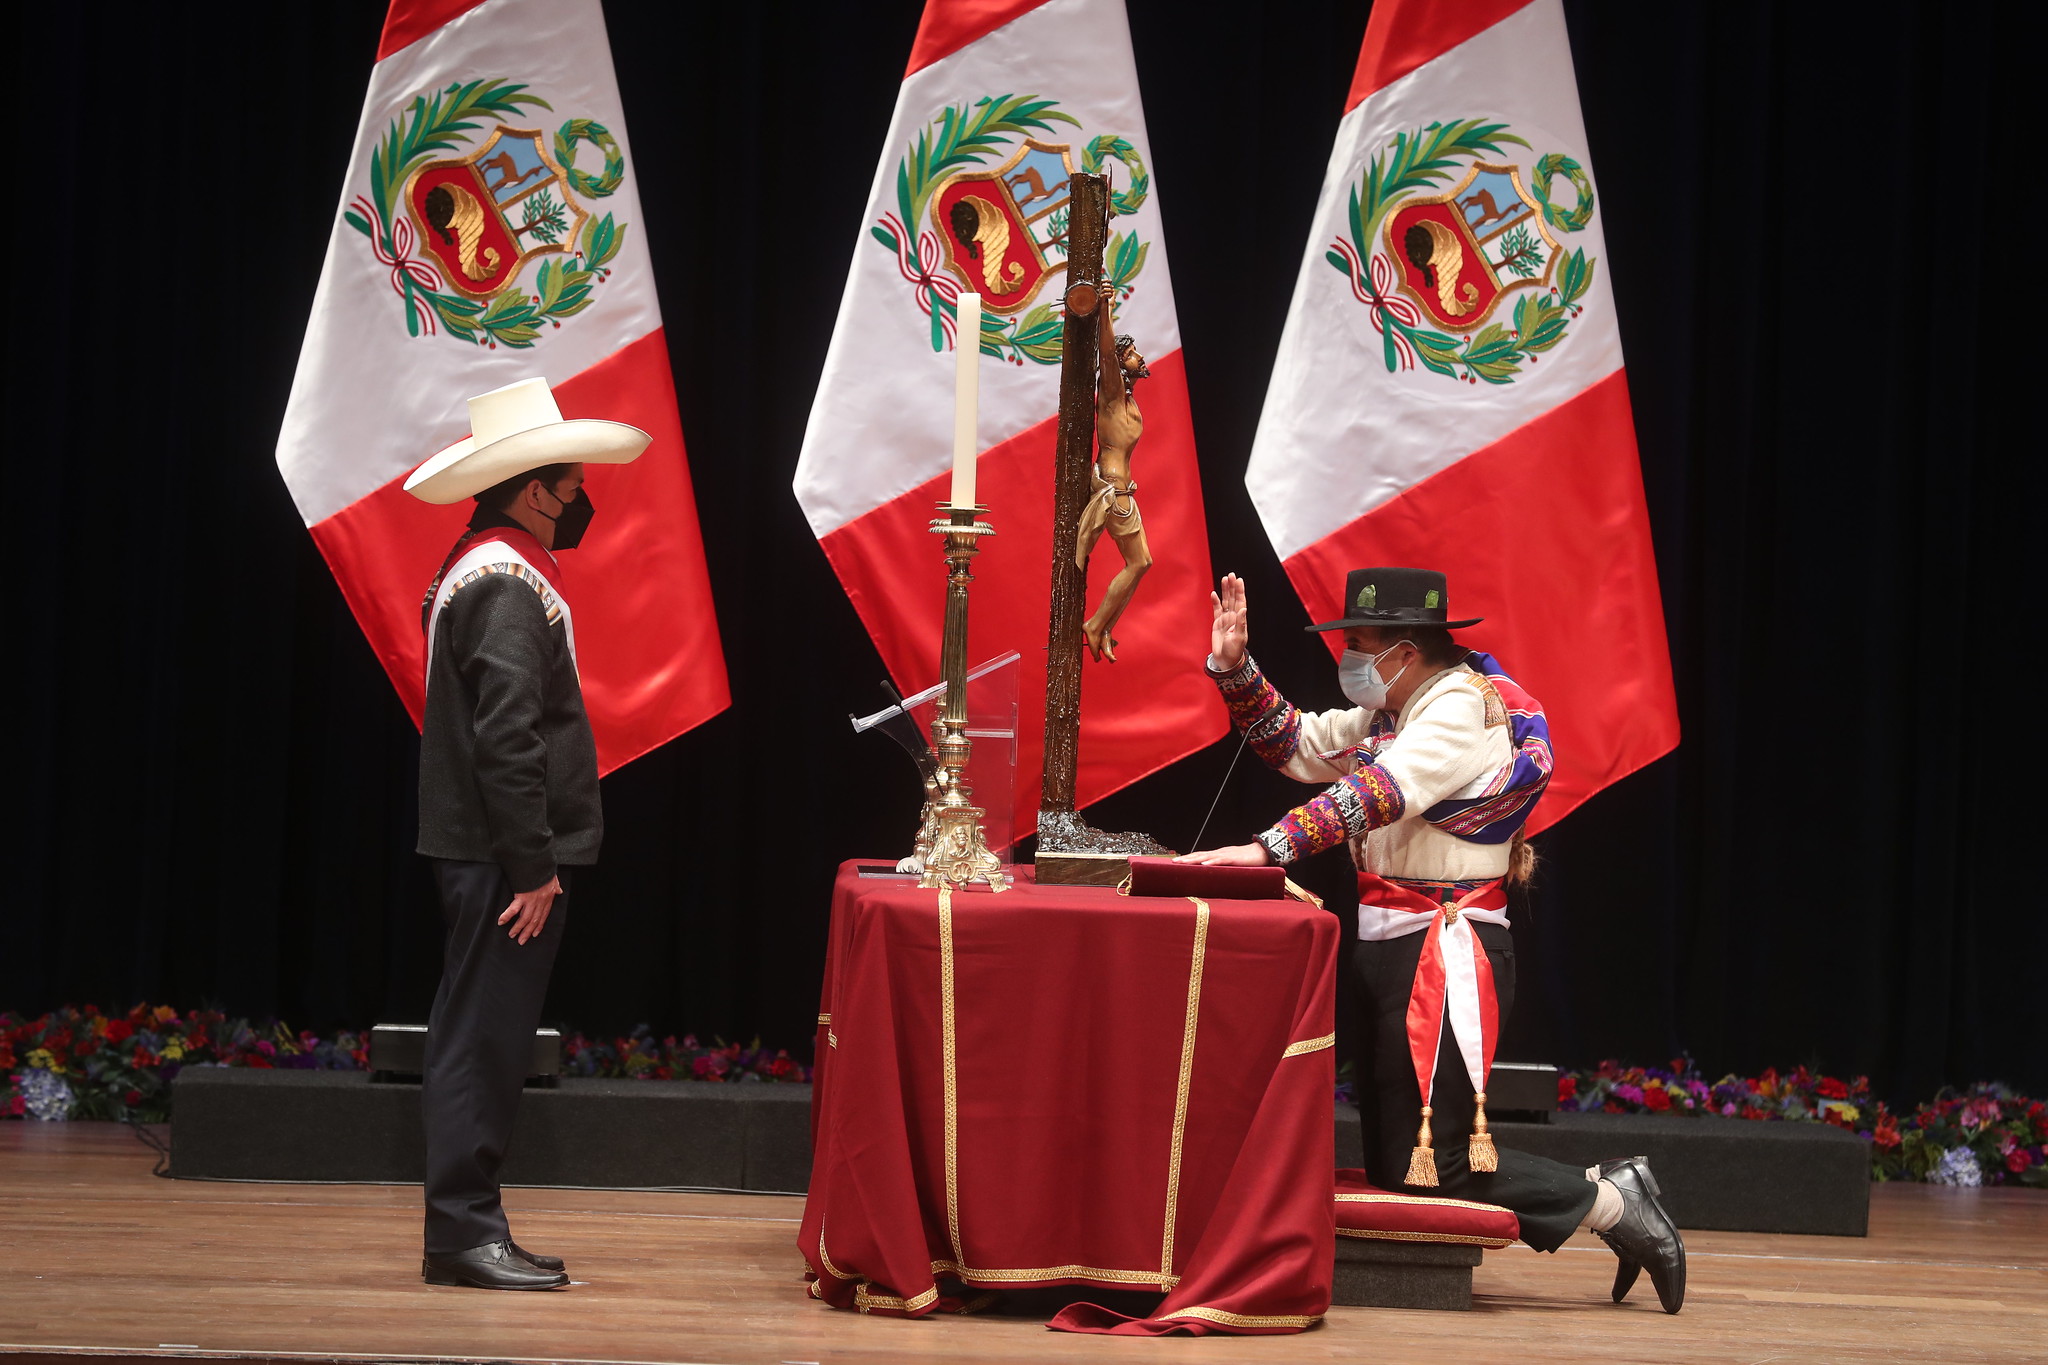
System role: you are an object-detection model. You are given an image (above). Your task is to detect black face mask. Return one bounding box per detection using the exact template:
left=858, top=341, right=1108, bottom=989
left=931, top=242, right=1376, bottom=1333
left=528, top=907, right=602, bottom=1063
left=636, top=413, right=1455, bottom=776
left=541, top=487, right=595, bottom=550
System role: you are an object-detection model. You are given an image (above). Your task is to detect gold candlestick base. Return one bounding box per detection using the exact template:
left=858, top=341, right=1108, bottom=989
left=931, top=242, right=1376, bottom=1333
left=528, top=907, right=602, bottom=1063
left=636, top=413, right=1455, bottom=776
left=915, top=505, right=1010, bottom=894
left=918, top=796, right=1009, bottom=891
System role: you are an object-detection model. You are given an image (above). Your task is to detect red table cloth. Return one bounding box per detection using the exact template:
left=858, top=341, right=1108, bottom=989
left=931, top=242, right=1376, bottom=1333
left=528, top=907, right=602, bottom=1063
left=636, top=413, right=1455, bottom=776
left=799, top=861, right=1337, bottom=1335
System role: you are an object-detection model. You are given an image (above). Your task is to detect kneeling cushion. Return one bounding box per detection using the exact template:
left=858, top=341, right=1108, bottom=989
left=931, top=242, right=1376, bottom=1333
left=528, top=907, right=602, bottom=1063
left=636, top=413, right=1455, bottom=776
left=1335, top=1169, right=1517, bottom=1248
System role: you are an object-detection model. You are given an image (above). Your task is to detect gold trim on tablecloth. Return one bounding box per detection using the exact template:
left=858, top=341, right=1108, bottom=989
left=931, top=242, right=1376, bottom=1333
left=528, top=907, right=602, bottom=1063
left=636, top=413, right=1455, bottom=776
left=931, top=1257, right=1180, bottom=1288
left=855, top=1282, right=941, bottom=1314
left=815, top=1224, right=853, bottom=1284
left=1280, top=1032, right=1335, bottom=1058
left=1161, top=895, right=1211, bottom=1278
left=938, top=884, right=964, bottom=1266
left=1160, top=1305, right=1322, bottom=1329
left=824, top=1222, right=949, bottom=1314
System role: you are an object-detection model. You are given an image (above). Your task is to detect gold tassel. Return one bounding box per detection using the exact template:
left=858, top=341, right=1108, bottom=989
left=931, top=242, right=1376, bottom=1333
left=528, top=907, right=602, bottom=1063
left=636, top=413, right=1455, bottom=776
left=1469, top=1091, right=1498, bottom=1172
left=1404, top=1105, right=1439, bottom=1187
left=1281, top=878, right=1324, bottom=908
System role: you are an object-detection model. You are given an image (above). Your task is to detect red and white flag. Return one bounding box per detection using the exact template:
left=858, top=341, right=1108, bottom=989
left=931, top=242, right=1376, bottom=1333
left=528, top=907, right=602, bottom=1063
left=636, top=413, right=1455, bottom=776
left=1247, top=0, right=1676, bottom=830
left=276, top=0, right=727, bottom=772
left=793, top=0, right=1224, bottom=818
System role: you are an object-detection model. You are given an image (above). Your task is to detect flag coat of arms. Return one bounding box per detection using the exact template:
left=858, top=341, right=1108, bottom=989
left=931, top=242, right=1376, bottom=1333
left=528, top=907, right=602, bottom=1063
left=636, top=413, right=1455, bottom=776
left=793, top=0, right=1225, bottom=820
left=1246, top=0, right=1676, bottom=831
left=276, top=0, right=727, bottom=772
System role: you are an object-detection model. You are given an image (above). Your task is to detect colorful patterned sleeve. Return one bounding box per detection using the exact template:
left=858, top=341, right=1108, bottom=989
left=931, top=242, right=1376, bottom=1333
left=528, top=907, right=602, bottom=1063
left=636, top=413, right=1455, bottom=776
left=1254, top=762, right=1407, bottom=866
left=1208, top=655, right=1305, bottom=771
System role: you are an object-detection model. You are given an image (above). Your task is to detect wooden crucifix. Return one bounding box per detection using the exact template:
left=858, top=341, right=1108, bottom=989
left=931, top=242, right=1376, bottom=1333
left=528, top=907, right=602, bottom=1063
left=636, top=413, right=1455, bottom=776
left=1035, top=171, right=1171, bottom=880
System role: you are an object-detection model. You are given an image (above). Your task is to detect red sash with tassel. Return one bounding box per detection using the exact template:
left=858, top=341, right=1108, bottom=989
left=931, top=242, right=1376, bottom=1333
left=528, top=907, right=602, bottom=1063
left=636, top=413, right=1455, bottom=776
left=1357, top=873, right=1507, bottom=1186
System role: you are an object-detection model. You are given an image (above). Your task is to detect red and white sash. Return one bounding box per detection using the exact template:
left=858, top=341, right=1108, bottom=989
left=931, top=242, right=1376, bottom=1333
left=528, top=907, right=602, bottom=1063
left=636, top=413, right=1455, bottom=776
left=1358, top=872, right=1508, bottom=1184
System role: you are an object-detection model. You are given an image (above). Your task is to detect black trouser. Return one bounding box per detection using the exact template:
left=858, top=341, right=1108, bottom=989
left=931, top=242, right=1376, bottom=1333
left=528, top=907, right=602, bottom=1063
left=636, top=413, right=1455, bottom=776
left=1352, top=923, right=1596, bottom=1252
left=421, top=858, right=571, bottom=1254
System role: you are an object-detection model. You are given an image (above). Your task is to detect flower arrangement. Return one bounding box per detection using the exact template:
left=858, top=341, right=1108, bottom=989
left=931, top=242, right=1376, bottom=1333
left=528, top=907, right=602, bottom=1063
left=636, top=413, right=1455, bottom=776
left=559, top=1026, right=808, bottom=1083
left=1872, top=1086, right=2048, bottom=1188
left=1559, top=1058, right=2047, bottom=1188
left=1559, top=1058, right=1875, bottom=1123
left=3, top=1005, right=809, bottom=1123
left=3, top=1004, right=367, bottom=1123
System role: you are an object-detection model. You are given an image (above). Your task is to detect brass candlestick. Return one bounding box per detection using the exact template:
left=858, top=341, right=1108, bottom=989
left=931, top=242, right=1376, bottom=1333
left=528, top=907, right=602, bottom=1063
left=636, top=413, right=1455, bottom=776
left=917, top=504, right=1010, bottom=893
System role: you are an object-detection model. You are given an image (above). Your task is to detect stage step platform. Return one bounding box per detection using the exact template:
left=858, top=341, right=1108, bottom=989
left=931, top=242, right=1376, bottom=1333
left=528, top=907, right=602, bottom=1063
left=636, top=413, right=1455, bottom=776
left=168, top=1068, right=813, bottom=1193
left=1338, top=1106, right=1871, bottom=1236
left=170, top=1071, right=1869, bottom=1237
left=1335, top=1237, right=1484, bottom=1310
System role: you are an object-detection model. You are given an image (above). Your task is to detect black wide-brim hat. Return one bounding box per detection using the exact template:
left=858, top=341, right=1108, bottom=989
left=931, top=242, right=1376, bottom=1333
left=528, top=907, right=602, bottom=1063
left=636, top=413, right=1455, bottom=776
left=1304, top=567, right=1483, bottom=632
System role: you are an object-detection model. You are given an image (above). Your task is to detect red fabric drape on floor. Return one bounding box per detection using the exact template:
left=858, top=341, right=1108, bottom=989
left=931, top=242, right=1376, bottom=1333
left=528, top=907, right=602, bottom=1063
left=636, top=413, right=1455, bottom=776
left=800, top=862, right=1336, bottom=1335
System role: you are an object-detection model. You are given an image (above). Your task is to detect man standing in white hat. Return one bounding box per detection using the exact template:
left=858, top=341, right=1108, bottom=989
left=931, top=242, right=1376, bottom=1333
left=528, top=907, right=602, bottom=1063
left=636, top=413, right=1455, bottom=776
left=403, top=378, right=648, bottom=1291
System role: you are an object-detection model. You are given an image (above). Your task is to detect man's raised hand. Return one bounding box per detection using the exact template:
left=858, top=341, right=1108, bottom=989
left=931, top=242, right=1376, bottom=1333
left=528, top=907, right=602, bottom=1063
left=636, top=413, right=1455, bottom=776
left=1210, top=572, right=1249, bottom=671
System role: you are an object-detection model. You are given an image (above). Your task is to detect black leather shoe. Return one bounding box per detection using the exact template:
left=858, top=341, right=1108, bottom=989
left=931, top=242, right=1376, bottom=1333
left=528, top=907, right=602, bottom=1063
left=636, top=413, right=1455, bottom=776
left=1595, top=1157, right=1685, bottom=1313
left=1595, top=1157, right=1652, bottom=1303
left=423, top=1240, right=569, bottom=1290
left=510, top=1240, right=565, bottom=1272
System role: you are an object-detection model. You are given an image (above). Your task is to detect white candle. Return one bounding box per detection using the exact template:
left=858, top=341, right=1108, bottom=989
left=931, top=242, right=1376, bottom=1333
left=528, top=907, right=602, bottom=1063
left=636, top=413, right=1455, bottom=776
left=951, top=293, right=981, bottom=509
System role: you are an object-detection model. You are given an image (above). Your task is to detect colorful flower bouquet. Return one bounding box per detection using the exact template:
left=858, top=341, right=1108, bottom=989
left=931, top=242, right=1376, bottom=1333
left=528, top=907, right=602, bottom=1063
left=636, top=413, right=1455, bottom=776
left=1870, top=1086, right=2048, bottom=1188
left=3, top=1004, right=810, bottom=1123
left=559, top=1026, right=809, bottom=1083
left=1559, top=1058, right=2048, bottom=1188
left=2, top=1004, right=366, bottom=1123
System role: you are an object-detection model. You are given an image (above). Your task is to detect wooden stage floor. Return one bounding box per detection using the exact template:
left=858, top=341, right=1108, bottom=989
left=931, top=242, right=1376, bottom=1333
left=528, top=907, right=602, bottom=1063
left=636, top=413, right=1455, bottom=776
left=2, top=1123, right=2043, bottom=1364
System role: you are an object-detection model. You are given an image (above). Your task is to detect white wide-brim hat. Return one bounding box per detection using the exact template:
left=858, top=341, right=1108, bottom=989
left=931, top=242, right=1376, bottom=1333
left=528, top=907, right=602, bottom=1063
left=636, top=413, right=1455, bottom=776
left=403, top=377, right=650, bottom=505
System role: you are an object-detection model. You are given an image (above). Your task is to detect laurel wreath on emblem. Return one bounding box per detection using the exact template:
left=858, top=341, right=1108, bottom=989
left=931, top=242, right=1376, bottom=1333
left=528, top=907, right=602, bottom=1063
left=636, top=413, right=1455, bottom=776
left=343, top=79, right=629, bottom=349
left=1325, top=118, right=1598, bottom=385
left=1531, top=152, right=1595, bottom=233
left=1081, top=135, right=1150, bottom=215
left=554, top=118, right=625, bottom=198
left=870, top=96, right=1153, bottom=367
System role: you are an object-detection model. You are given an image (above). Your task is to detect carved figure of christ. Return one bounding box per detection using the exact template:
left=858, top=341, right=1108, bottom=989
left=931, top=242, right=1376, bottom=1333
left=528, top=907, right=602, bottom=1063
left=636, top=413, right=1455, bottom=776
left=1075, top=278, right=1153, bottom=662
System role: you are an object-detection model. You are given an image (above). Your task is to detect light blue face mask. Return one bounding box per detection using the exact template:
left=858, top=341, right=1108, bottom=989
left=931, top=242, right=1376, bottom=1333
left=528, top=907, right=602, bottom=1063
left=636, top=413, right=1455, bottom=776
left=1337, top=640, right=1414, bottom=710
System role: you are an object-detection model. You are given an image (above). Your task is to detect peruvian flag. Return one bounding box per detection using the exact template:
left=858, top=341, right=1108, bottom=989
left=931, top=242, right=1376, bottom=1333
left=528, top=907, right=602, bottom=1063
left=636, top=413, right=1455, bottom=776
left=793, top=0, right=1225, bottom=818
left=275, top=0, right=727, bottom=772
left=1246, top=0, right=1676, bottom=831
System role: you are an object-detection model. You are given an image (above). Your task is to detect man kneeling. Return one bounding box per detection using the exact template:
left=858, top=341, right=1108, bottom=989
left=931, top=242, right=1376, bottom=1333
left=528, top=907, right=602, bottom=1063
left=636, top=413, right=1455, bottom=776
left=1179, top=568, right=1686, bottom=1313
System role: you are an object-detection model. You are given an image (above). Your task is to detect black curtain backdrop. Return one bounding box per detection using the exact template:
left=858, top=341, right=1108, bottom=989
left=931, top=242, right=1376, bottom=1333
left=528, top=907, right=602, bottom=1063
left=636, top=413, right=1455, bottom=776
left=11, top=3, right=2031, bottom=1106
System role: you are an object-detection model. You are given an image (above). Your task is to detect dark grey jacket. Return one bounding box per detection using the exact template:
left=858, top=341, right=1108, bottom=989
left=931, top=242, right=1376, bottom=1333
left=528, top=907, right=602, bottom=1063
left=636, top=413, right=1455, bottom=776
left=416, top=546, right=601, bottom=890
